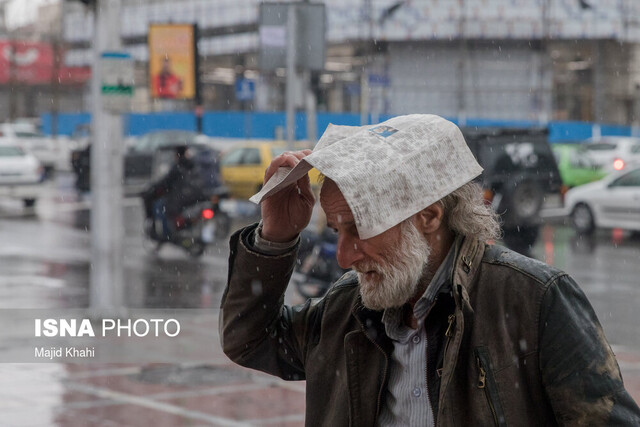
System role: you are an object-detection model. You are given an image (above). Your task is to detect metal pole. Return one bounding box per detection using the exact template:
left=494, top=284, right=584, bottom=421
left=457, top=0, right=467, bottom=127
left=538, top=0, right=549, bottom=125
left=360, top=0, right=372, bottom=126
left=8, top=37, right=17, bottom=122
left=593, top=39, right=603, bottom=123
left=51, top=38, right=61, bottom=139
left=304, top=69, right=317, bottom=144
left=302, top=0, right=317, bottom=145
left=90, top=0, right=125, bottom=318
left=285, top=4, right=297, bottom=149
left=194, top=24, right=203, bottom=133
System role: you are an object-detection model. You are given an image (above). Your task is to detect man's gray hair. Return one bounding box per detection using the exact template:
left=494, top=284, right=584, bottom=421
left=439, top=181, right=502, bottom=242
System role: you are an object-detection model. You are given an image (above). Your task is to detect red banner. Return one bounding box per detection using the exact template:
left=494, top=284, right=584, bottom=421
left=0, top=40, right=90, bottom=85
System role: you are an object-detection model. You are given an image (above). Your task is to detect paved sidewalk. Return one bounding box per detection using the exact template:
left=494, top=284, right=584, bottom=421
left=2, top=361, right=306, bottom=427
left=3, top=344, right=639, bottom=426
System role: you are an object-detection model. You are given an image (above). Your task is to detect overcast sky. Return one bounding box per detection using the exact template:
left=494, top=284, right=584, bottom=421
left=5, top=0, right=58, bottom=30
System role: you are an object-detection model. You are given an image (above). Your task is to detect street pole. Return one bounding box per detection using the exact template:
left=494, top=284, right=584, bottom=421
left=303, top=0, right=317, bottom=145
left=304, top=69, right=317, bottom=144
left=285, top=4, right=297, bottom=150
left=51, top=38, right=61, bottom=139
left=89, top=0, right=125, bottom=318
left=538, top=0, right=549, bottom=125
left=360, top=0, right=373, bottom=126
left=8, top=37, right=17, bottom=122
left=457, top=0, right=467, bottom=127
left=194, top=24, right=203, bottom=133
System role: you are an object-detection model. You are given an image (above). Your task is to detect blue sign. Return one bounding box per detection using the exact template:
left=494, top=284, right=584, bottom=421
left=235, top=78, right=255, bottom=101
left=368, top=73, right=390, bottom=87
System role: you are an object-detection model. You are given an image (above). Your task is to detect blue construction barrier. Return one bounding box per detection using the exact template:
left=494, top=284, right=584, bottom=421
left=41, top=113, right=91, bottom=136
left=40, top=111, right=635, bottom=143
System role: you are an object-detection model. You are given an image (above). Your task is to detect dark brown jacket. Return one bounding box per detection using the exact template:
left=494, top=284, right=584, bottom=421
left=220, top=225, right=640, bottom=426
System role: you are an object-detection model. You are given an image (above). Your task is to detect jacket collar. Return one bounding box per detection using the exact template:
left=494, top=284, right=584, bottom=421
left=451, top=235, right=485, bottom=310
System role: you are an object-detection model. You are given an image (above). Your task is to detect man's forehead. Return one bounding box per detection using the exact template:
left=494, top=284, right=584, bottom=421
left=320, top=180, right=354, bottom=221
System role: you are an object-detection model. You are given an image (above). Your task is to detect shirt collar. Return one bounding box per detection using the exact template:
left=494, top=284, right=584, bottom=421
left=382, top=234, right=462, bottom=340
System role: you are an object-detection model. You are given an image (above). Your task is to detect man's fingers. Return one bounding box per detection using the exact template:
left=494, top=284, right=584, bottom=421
left=290, top=149, right=312, bottom=161
left=296, top=173, right=315, bottom=204
left=263, top=150, right=312, bottom=183
left=264, top=153, right=299, bottom=182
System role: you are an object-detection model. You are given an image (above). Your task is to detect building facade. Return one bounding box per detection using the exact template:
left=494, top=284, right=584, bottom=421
left=8, top=0, right=640, bottom=126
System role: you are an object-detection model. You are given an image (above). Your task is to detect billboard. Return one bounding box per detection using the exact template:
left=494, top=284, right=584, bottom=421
left=0, top=40, right=91, bottom=85
left=148, top=24, right=196, bottom=100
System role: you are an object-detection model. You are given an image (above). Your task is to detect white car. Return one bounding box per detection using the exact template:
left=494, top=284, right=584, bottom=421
left=565, top=166, right=640, bottom=235
left=0, top=122, right=76, bottom=173
left=582, top=137, right=640, bottom=173
left=0, top=143, right=45, bottom=207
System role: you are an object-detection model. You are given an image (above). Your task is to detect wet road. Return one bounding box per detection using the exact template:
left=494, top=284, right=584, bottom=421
left=0, top=173, right=639, bottom=425
left=0, top=173, right=240, bottom=311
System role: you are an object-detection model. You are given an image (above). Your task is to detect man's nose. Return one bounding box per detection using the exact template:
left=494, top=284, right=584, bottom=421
left=336, top=234, right=364, bottom=269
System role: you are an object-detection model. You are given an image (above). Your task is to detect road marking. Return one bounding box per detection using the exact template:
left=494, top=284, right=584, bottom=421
left=0, top=196, right=140, bottom=219
left=150, top=382, right=272, bottom=400
left=247, top=414, right=306, bottom=424
left=64, top=381, right=254, bottom=427
left=0, top=275, right=65, bottom=288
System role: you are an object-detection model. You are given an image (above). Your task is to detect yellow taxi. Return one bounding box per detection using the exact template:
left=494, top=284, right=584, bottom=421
left=220, top=141, right=322, bottom=200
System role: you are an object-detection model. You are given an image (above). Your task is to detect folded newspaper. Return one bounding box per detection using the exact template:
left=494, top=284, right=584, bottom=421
left=249, top=114, right=482, bottom=239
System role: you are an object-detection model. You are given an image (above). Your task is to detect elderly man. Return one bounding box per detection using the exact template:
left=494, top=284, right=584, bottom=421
left=220, top=115, right=640, bottom=426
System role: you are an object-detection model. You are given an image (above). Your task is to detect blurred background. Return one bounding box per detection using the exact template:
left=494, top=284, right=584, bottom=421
left=0, top=0, right=639, bottom=426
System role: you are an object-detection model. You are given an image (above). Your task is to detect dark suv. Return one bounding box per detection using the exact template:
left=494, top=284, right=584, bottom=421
left=462, top=128, right=563, bottom=251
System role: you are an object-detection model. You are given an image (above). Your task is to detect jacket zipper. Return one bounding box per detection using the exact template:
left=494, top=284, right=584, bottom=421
left=428, top=312, right=456, bottom=422
left=475, top=349, right=506, bottom=427
left=444, top=314, right=455, bottom=352
left=476, top=356, right=498, bottom=424
left=424, top=294, right=443, bottom=416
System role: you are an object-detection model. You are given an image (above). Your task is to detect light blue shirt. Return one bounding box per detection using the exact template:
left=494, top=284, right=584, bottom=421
left=377, top=237, right=459, bottom=427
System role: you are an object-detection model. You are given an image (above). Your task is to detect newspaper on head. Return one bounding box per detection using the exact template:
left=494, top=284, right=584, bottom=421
left=249, top=114, right=483, bottom=240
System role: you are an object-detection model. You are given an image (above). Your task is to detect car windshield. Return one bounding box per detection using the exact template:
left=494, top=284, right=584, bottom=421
left=131, top=131, right=198, bottom=152
left=14, top=131, right=42, bottom=138
left=584, top=143, right=617, bottom=151
left=0, top=146, right=25, bottom=157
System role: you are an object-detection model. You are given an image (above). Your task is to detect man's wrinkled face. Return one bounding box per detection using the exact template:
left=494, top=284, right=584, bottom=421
left=320, top=180, right=431, bottom=310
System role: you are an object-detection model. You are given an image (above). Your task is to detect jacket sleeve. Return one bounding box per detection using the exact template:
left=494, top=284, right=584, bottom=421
left=219, top=224, right=326, bottom=381
left=539, top=273, right=640, bottom=425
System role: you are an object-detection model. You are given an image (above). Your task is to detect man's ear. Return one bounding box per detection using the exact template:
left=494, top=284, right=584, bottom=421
left=414, top=203, right=445, bottom=235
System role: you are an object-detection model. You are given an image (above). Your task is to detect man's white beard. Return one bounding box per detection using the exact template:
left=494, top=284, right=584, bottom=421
left=355, top=221, right=431, bottom=311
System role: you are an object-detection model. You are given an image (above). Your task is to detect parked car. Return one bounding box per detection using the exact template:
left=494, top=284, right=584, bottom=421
left=0, top=122, right=75, bottom=175
left=581, top=137, right=640, bottom=173
left=0, top=142, right=46, bottom=207
left=220, top=141, right=321, bottom=200
left=565, top=165, right=640, bottom=235
left=551, top=143, right=606, bottom=188
left=71, top=130, right=214, bottom=193
left=463, top=128, right=563, bottom=250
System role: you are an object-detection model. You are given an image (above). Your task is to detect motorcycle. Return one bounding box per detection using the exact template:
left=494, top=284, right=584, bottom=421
left=142, top=189, right=231, bottom=258
left=291, top=228, right=348, bottom=299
